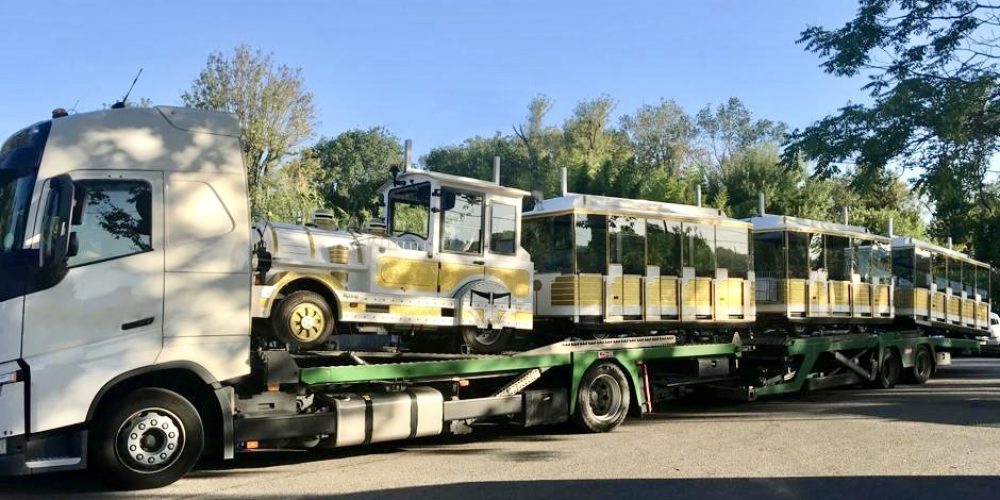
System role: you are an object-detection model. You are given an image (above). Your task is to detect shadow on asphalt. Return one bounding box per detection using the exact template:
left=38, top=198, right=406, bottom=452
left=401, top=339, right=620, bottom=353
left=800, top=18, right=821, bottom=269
left=3, top=476, right=1000, bottom=499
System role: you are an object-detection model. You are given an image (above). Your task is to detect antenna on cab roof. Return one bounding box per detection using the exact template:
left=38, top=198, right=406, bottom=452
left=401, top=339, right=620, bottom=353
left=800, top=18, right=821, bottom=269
left=111, top=68, right=144, bottom=109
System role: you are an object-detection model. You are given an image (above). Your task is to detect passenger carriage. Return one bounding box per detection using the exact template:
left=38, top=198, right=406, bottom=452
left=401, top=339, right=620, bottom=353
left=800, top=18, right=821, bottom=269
left=522, top=193, right=755, bottom=338
left=891, top=236, right=991, bottom=337
left=748, top=215, right=894, bottom=331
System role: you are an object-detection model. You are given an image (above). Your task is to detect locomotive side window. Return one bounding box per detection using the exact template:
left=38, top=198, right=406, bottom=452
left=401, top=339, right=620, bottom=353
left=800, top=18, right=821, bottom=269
left=440, top=188, right=484, bottom=254
left=388, top=183, right=431, bottom=239
left=489, top=203, right=517, bottom=255
left=892, top=247, right=915, bottom=288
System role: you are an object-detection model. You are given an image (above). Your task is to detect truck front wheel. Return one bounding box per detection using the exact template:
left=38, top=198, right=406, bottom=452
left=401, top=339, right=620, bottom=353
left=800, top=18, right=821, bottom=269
left=92, top=388, right=204, bottom=490
left=573, top=361, right=631, bottom=433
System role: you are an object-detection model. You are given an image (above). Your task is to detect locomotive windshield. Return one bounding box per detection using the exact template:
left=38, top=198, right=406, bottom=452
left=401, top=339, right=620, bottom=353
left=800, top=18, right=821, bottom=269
left=387, top=183, right=431, bottom=239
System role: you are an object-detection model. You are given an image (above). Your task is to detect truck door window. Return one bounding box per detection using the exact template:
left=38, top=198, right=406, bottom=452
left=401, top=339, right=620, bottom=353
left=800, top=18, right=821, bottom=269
left=67, top=180, right=153, bottom=268
left=388, top=183, right=430, bottom=239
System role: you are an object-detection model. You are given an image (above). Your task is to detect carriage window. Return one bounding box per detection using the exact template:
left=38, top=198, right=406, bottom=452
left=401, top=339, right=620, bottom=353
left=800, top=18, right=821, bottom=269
left=947, top=257, right=962, bottom=294
left=647, top=219, right=682, bottom=276
left=915, top=249, right=932, bottom=289
left=440, top=189, right=484, bottom=254
left=870, top=242, right=891, bottom=282
left=716, top=225, right=749, bottom=279
left=892, top=248, right=915, bottom=288
left=388, top=183, right=431, bottom=239
left=576, top=214, right=607, bottom=274
left=683, top=223, right=715, bottom=277
left=489, top=203, right=517, bottom=255
left=809, top=233, right=824, bottom=273
left=932, top=253, right=948, bottom=290
left=523, top=215, right=573, bottom=273
left=826, top=235, right=852, bottom=281
left=787, top=231, right=810, bottom=280
left=977, top=265, right=991, bottom=302
left=962, top=261, right=975, bottom=296
left=609, top=215, right=645, bottom=275
left=753, top=231, right=784, bottom=280
left=68, top=180, right=153, bottom=268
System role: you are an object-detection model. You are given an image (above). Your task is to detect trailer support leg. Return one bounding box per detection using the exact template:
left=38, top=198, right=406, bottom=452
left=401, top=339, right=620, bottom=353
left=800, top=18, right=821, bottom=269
left=832, top=351, right=874, bottom=381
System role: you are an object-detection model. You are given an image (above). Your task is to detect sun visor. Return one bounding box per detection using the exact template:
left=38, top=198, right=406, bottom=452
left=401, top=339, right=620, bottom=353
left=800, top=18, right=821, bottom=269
left=155, top=106, right=241, bottom=137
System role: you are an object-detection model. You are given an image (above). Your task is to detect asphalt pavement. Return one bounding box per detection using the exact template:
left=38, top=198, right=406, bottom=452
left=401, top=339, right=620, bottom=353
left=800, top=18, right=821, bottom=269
left=2, top=357, right=999, bottom=499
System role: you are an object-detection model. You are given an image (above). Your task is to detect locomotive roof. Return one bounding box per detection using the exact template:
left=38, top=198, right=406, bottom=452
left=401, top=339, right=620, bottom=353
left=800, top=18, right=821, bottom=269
left=525, top=193, right=746, bottom=225
left=378, top=169, right=531, bottom=199
left=747, top=214, right=888, bottom=242
left=891, top=235, right=991, bottom=268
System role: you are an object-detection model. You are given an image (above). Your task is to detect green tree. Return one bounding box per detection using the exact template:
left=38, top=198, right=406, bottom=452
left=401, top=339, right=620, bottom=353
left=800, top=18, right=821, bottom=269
left=182, top=44, right=317, bottom=215
left=313, top=127, right=402, bottom=223
left=620, top=99, right=697, bottom=178
left=784, top=0, right=1000, bottom=255
left=256, top=150, right=329, bottom=223
left=697, top=97, right=787, bottom=169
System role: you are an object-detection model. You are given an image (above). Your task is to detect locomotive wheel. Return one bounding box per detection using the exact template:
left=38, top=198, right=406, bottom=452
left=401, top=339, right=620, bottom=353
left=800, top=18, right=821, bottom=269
left=573, top=361, right=631, bottom=433
left=273, top=290, right=335, bottom=350
left=461, top=326, right=512, bottom=354
left=905, top=346, right=933, bottom=385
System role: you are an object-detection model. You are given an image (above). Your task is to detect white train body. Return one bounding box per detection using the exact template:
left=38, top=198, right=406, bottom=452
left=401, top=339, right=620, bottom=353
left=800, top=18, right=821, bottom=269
left=253, top=170, right=534, bottom=340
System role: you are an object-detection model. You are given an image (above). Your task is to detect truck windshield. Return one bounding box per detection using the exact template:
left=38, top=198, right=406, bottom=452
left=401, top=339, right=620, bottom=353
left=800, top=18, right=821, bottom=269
left=0, top=122, right=50, bottom=255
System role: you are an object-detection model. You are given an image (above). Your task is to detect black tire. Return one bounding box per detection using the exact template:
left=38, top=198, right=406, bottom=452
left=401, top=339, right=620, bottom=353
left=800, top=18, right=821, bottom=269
left=870, top=348, right=902, bottom=389
left=91, top=388, right=204, bottom=490
left=573, top=362, right=631, bottom=433
left=273, top=290, right=335, bottom=350
left=461, top=326, right=512, bottom=354
left=905, top=346, right=933, bottom=385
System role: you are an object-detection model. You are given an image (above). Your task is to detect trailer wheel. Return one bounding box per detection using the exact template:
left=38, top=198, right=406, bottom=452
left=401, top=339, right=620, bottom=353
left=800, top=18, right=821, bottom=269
left=461, top=327, right=512, bottom=354
left=273, top=290, right=335, bottom=350
left=905, top=346, right=933, bottom=385
left=573, top=362, right=631, bottom=433
left=91, top=388, right=204, bottom=490
left=871, top=348, right=902, bottom=389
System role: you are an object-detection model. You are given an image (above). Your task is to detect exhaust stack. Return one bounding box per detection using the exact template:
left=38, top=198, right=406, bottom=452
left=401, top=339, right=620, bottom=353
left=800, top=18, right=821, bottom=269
left=560, top=167, right=568, bottom=196
left=493, top=156, right=501, bottom=185
left=404, top=139, right=413, bottom=171
left=887, top=217, right=894, bottom=238
left=757, top=192, right=765, bottom=216
left=695, top=185, right=702, bottom=207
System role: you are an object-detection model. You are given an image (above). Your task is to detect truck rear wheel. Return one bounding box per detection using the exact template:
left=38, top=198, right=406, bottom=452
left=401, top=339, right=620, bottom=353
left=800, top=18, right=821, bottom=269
left=461, top=326, right=512, bottom=354
left=573, top=361, right=631, bottom=433
left=92, top=388, right=204, bottom=490
left=273, top=290, right=335, bottom=350
left=905, top=346, right=933, bottom=385
left=870, top=348, right=902, bottom=389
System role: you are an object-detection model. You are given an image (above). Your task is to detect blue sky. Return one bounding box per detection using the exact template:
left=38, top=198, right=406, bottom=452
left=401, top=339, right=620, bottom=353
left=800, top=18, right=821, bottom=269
left=0, top=0, right=866, bottom=159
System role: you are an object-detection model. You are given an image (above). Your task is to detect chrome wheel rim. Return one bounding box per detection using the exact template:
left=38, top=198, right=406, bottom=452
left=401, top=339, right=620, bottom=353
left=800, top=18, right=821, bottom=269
left=588, top=373, right=623, bottom=421
left=115, top=407, right=185, bottom=474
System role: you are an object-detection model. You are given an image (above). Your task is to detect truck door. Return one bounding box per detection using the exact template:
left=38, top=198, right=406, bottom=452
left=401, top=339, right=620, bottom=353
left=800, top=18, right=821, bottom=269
left=21, top=170, right=165, bottom=433
left=437, top=188, right=487, bottom=296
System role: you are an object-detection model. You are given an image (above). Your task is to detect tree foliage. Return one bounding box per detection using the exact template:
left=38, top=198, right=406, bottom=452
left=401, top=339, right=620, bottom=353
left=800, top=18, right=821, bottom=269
left=182, top=44, right=317, bottom=216
left=785, top=0, right=1000, bottom=255
left=313, top=127, right=402, bottom=223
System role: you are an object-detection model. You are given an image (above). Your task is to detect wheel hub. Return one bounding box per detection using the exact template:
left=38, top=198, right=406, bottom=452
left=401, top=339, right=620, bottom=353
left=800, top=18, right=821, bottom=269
left=289, top=303, right=325, bottom=341
left=118, top=409, right=184, bottom=472
left=588, top=374, right=622, bottom=421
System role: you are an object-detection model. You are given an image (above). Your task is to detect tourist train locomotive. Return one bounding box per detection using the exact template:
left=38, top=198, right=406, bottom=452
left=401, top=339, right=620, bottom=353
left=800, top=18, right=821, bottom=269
left=253, top=164, right=992, bottom=353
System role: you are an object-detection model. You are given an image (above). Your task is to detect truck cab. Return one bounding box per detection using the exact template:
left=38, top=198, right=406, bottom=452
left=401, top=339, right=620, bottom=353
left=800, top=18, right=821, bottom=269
left=0, top=106, right=251, bottom=484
